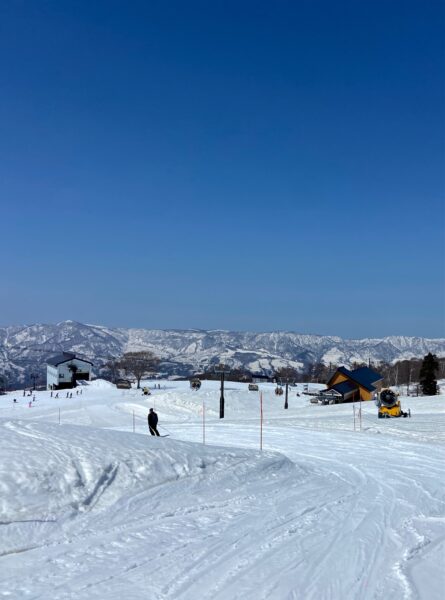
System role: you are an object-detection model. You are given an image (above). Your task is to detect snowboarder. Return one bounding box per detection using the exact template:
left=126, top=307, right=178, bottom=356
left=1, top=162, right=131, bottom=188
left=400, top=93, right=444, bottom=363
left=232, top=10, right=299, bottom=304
left=55, top=393, right=59, bottom=398
left=147, top=408, right=160, bottom=436
left=13, top=398, right=17, bottom=404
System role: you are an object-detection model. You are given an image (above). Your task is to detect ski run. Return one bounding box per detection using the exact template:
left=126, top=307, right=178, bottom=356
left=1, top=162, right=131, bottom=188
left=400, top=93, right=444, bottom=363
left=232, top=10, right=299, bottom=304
left=1, top=379, right=444, bottom=599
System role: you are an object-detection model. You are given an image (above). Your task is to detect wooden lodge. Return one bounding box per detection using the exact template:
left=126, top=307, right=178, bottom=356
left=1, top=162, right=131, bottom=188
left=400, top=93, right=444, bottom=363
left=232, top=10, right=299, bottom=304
left=319, top=366, right=383, bottom=404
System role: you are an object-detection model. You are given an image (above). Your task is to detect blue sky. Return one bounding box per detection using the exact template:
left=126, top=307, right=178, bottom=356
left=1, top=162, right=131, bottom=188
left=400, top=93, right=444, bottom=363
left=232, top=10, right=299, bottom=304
left=1, top=1, right=444, bottom=338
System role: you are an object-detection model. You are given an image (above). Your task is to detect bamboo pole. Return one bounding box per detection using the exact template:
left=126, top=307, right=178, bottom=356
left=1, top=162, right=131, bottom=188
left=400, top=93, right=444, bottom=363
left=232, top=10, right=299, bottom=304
left=260, top=392, right=263, bottom=451
left=203, top=401, right=206, bottom=445
left=353, top=400, right=356, bottom=431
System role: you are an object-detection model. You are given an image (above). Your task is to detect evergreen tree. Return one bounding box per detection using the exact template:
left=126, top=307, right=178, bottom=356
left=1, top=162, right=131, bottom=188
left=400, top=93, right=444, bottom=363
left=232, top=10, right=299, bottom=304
left=419, top=353, right=439, bottom=396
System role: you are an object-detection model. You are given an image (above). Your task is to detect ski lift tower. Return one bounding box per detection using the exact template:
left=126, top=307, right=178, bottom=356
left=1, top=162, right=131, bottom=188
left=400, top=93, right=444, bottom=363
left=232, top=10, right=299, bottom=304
left=279, top=376, right=294, bottom=410
left=214, top=363, right=230, bottom=419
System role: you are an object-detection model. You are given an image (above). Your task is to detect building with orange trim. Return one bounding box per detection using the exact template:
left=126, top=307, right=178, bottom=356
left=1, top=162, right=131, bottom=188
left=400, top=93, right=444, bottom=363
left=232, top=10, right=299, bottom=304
left=322, top=366, right=383, bottom=403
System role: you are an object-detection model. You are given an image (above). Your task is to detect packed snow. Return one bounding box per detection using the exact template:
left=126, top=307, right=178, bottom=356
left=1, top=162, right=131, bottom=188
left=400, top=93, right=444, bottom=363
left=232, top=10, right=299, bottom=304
left=1, top=379, right=444, bottom=599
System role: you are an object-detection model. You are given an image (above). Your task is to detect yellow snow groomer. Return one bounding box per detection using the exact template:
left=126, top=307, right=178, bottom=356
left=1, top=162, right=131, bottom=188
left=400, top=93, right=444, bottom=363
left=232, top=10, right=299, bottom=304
left=378, top=389, right=410, bottom=418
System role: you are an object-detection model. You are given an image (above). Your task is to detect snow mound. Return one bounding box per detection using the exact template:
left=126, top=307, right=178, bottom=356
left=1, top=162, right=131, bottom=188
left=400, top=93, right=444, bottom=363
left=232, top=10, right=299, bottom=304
left=1, top=382, right=444, bottom=600
left=0, top=419, right=296, bottom=560
left=87, top=378, right=115, bottom=389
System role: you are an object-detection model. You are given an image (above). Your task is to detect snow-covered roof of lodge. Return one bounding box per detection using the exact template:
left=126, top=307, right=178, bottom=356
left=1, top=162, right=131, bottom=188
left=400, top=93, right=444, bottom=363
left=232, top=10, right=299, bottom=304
left=47, top=352, right=93, bottom=367
left=327, top=366, right=382, bottom=392
left=329, top=380, right=358, bottom=396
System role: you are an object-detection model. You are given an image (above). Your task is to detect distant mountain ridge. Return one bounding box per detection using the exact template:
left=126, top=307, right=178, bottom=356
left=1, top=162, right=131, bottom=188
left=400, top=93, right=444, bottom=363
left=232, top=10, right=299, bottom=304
left=1, top=320, right=444, bottom=387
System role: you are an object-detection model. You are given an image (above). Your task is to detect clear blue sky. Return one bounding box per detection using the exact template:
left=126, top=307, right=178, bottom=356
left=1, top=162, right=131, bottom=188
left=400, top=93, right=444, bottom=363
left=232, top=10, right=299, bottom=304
left=1, top=1, right=444, bottom=338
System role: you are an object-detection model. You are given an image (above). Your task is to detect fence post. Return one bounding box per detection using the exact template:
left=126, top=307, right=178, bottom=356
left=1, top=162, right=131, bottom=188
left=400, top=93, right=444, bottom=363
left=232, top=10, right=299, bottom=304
left=260, top=392, right=263, bottom=451
left=203, top=401, right=206, bottom=445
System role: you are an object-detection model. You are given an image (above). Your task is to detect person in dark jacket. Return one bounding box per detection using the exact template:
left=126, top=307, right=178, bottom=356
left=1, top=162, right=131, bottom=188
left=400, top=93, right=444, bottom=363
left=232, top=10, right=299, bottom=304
left=148, top=408, right=160, bottom=436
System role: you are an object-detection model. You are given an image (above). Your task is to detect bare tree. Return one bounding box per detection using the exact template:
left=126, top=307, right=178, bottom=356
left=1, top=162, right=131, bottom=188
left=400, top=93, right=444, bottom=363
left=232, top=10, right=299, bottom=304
left=117, top=351, right=160, bottom=389
left=406, top=363, right=413, bottom=395
left=299, top=362, right=335, bottom=383
left=275, top=367, right=299, bottom=383
left=0, top=373, right=7, bottom=394
left=439, top=358, right=445, bottom=379
left=68, top=364, right=79, bottom=388
left=29, top=372, right=39, bottom=391
left=104, top=357, right=120, bottom=383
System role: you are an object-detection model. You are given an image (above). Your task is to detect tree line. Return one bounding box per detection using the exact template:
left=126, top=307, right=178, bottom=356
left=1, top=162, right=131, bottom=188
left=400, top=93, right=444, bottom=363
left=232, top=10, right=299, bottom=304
left=275, top=353, right=444, bottom=395
left=102, top=351, right=443, bottom=395
left=1, top=349, right=442, bottom=396
left=195, top=353, right=444, bottom=396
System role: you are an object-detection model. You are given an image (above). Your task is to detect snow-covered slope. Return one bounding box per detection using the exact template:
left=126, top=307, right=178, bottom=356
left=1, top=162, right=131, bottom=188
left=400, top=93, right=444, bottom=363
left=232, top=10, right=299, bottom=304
left=0, top=379, right=444, bottom=599
left=1, top=320, right=444, bottom=385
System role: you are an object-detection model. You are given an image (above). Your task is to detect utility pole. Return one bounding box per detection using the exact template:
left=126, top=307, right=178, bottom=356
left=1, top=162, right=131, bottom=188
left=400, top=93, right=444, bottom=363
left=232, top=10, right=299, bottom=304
left=214, top=363, right=230, bottom=418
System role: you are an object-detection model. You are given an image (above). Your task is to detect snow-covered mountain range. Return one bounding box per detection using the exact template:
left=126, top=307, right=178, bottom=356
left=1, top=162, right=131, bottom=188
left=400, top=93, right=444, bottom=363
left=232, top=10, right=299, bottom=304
left=1, top=320, right=444, bottom=387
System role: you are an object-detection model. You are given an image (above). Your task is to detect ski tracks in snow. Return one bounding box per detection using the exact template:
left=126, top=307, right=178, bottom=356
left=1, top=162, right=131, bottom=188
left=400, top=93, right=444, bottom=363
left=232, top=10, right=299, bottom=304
left=0, top=415, right=444, bottom=600
left=157, top=423, right=445, bottom=600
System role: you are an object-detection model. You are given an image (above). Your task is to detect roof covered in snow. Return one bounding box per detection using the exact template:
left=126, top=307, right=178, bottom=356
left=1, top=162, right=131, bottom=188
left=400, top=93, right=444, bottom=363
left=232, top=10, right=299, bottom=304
left=350, top=366, right=383, bottom=389
left=330, top=380, right=358, bottom=396
left=327, top=366, right=382, bottom=392
left=47, top=352, right=93, bottom=367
